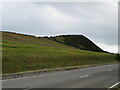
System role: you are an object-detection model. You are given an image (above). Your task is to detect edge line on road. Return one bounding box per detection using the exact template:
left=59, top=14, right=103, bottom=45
left=108, top=82, right=120, bottom=89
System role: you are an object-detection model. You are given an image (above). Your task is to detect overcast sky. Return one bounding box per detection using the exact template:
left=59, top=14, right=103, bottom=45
left=2, top=2, right=118, bottom=53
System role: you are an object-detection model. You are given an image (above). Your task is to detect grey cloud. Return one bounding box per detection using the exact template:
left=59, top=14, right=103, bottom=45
left=2, top=2, right=118, bottom=46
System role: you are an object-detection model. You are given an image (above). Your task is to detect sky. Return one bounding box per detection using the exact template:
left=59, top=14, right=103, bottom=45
left=1, top=1, right=118, bottom=53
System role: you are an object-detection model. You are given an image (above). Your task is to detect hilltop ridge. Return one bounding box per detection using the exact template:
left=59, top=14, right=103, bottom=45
left=50, top=35, right=104, bottom=52
left=2, top=31, right=105, bottom=53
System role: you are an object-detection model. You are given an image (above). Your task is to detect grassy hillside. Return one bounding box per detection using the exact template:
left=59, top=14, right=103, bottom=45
left=50, top=35, right=104, bottom=52
left=2, top=31, right=117, bottom=74
left=2, top=32, right=77, bottom=50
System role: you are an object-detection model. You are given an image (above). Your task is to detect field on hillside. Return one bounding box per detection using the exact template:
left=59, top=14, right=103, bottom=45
left=2, top=32, right=77, bottom=50
left=2, top=40, right=117, bottom=74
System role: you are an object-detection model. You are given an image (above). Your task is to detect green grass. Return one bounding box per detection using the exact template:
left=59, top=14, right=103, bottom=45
left=2, top=32, right=77, bottom=50
left=2, top=40, right=117, bottom=74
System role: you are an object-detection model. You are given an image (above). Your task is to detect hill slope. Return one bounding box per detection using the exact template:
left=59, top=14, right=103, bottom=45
left=1, top=31, right=117, bottom=74
left=50, top=35, right=104, bottom=52
left=2, top=31, right=77, bottom=49
left=2, top=32, right=104, bottom=52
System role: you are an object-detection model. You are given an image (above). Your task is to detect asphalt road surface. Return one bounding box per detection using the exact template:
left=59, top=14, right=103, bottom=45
left=2, top=64, right=119, bottom=89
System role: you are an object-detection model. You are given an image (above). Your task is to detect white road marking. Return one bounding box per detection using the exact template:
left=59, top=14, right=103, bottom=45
left=85, top=64, right=114, bottom=70
left=109, top=82, right=120, bottom=88
left=100, top=66, right=105, bottom=68
left=108, top=69, right=113, bottom=71
left=80, top=75, right=90, bottom=79
left=65, top=71, right=69, bottom=72
left=106, top=65, right=112, bottom=67
left=80, top=69, right=85, bottom=71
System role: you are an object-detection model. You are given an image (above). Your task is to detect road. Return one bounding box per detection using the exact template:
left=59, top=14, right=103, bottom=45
left=2, top=64, right=119, bottom=89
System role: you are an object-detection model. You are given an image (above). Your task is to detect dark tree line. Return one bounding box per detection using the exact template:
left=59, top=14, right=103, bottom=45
left=116, top=54, right=120, bottom=62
